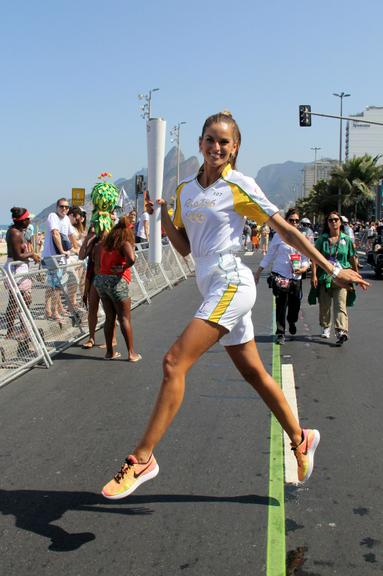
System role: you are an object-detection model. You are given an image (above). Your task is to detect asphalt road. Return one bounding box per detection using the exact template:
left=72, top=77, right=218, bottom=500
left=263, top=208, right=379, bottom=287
left=0, top=253, right=382, bottom=575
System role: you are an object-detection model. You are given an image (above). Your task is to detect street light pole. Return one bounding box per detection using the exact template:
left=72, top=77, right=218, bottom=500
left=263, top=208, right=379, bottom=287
left=138, top=88, right=160, bottom=120
left=333, top=92, right=350, bottom=212
left=310, top=146, right=321, bottom=186
left=170, top=121, right=187, bottom=186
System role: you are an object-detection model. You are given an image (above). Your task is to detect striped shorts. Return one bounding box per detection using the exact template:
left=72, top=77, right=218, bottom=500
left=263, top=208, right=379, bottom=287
left=194, top=253, right=256, bottom=346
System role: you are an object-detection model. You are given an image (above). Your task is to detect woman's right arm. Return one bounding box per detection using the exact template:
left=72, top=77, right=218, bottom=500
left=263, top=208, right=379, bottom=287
left=79, top=233, right=96, bottom=260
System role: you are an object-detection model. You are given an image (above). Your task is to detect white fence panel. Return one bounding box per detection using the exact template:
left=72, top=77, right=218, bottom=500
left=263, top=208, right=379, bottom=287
left=0, top=266, right=51, bottom=388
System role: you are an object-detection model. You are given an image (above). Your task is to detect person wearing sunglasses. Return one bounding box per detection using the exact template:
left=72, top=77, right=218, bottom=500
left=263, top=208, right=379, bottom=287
left=41, top=198, right=77, bottom=320
left=311, top=211, right=358, bottom=345
left=254, top=208, right=310, bottom=344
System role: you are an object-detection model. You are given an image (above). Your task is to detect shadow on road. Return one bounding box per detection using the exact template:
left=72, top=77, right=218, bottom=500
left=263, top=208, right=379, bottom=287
left=0, top=489, right=278, bottom=552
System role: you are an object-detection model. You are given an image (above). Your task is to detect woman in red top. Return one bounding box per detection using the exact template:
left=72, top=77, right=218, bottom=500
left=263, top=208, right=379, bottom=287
left=94, top=215, right=141, bottom=361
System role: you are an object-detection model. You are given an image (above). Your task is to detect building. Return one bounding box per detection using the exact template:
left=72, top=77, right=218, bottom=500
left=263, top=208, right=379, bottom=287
left=303, top=158, right=338, bottom=197
left=345, top=106, right=383, bottom=162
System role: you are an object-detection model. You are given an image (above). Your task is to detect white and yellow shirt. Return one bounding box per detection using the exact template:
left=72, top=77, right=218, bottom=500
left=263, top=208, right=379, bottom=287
left=173, top=164, right=279, bottom=258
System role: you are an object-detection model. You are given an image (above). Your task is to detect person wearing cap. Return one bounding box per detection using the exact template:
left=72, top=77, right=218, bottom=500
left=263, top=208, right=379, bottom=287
left=24, top=215, right=36, bottom=252
left=341, top=216, right=358, bottom=270
left=300, top=217, right=314, bottom=244
left=5, top=207, right=40, bottom=339
left=341, top=216, right=355, bottom=243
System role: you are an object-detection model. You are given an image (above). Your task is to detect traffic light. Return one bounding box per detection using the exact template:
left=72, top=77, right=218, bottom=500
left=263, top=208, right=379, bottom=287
left=299, top=105, right=312, bottom=127
left=135, top=174, right=144, bottom=194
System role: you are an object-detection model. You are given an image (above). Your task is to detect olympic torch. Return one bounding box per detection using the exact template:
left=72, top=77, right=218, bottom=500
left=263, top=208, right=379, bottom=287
left=146, top=117, right=166, bottom=263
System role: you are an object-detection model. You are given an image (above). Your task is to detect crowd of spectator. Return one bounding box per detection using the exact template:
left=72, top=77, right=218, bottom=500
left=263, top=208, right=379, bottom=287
left=2, top=197, right=382, bottom=355
left=1, top=198, right=149, bottom=361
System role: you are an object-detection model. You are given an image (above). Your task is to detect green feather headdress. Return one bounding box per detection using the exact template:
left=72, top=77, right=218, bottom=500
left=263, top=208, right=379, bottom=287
left=90, top=172, right=119, bottom=235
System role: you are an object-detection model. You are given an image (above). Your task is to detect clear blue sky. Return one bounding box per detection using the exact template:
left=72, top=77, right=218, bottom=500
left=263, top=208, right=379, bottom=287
left=1, top=0, right=382, bottom=223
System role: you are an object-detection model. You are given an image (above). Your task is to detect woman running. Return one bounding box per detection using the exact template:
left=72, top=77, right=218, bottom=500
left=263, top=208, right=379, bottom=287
left=101, top=111, right=369, bottom=499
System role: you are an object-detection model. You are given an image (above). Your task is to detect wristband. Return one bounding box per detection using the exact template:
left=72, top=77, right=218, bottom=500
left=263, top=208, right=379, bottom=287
left=331, top=263, right=341, bottom=279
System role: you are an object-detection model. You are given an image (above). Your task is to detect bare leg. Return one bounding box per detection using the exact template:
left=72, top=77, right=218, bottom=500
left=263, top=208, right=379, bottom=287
left=87, top=283, right=100, bottom=342
left=134, top=318, right=227, bottom=461
left=45, top=287, right=53, bottom=317
left=113, top=297, right=140, bottom=361
left=100, top=296, right=117, bottom=358
left=5, top=292, right=18, bottom=336
left=225, top=339, right=302, bottom=446
left=52, top=289, right=61, bottom=318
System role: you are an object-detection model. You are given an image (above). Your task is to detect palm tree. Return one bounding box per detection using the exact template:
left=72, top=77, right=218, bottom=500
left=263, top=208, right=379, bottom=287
left=296, top=179, right=337, bottom=222
left=330, top=155, right=383, bottom=219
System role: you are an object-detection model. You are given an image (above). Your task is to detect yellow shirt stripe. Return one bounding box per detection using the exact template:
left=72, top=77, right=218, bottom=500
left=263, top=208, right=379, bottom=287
left=227, top=181, right=271, bottom=224
left=173, top=180, right=191, bottom=228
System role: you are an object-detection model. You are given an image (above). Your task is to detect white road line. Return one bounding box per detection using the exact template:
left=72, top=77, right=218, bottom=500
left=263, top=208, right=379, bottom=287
left=282, top=363, right=299, bottom=484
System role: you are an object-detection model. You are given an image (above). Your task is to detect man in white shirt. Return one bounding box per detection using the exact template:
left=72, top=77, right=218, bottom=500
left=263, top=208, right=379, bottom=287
left=136, top=208, right=150, bottom=243
left=42, top=198, right=76, bottom=320
left=42, top=198, right=75, bottom=259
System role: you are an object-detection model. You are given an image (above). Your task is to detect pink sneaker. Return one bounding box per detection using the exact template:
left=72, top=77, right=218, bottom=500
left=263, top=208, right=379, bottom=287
left=291, top=429, right=320, bottom=483
left=101, top=454, right=159, bottom=499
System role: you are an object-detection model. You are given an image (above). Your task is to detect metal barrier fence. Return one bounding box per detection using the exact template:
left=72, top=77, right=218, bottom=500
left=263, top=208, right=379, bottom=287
left=0, top=266, right=52, bottom=386
left=0, top=242, right=195, bottom=388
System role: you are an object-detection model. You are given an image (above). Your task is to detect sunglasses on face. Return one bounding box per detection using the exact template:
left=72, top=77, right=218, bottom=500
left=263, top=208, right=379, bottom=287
left=328, top=218, right=339, bottom=223
left=58, top=205, right=69, bottom=209
left=288, top=218, right=299, bottom=223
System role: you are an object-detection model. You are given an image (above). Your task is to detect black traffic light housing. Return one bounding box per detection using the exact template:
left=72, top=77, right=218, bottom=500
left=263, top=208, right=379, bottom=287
left=135, top=174, right=144, bottom=194
left=299, top=105, right=312, bottom=127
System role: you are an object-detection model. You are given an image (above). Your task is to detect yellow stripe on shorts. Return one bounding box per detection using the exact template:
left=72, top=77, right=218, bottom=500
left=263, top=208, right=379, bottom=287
left=208, top=283, right=238, bottom=324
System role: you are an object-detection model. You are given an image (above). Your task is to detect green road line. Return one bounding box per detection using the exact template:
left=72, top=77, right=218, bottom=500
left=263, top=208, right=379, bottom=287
left=266, top=303, right=286, bottom=576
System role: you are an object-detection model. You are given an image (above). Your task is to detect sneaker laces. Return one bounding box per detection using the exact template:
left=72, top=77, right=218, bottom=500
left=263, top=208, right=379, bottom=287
left=114, top=457, right=135, bottom=483
left=291, top=435, right=307, bottom=459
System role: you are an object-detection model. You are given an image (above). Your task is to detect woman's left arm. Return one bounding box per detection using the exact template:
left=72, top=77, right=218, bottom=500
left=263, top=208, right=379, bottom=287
left=120, top=241, right=136, bottom=267
left=269, top=212, right=369, bottom=290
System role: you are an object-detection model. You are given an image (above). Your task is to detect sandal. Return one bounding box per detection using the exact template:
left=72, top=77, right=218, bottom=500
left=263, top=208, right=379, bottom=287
left=128, top=353, right=142, bottom=363
left=82, top=339, right=95, bottom=349
left=104, top=352, right=121, bottom=360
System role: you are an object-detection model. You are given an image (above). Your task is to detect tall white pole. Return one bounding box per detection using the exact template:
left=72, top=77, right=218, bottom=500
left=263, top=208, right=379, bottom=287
left=147, top=117, right=166, bottom=263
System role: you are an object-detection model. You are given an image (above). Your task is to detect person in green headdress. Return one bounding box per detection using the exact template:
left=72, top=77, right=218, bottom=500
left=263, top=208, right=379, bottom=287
left=79, top=173, right=120, bottom=349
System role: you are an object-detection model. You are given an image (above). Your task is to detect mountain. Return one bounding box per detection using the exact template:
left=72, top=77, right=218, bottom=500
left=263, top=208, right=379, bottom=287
left=255, top=161, right=306, bottom=210
left=115, top=146, right=200, bottom=210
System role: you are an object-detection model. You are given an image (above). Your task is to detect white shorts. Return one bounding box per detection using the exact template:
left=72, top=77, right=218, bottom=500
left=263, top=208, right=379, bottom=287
left=194, top=253, right=256, bottom=346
